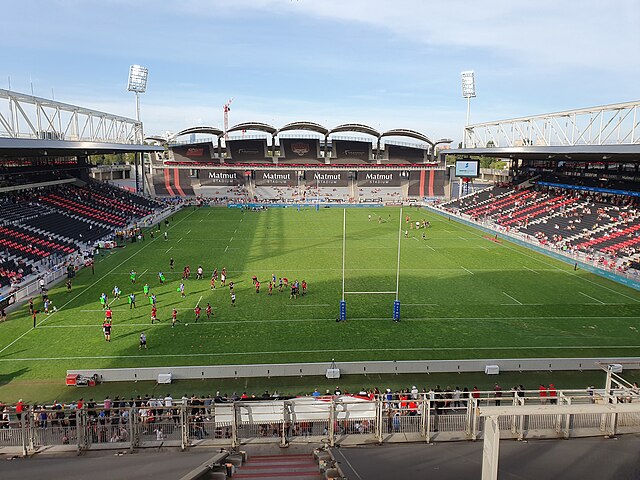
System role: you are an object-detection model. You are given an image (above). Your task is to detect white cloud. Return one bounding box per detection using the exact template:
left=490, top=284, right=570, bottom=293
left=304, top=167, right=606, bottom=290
left=173, top=0, right=640, bottom=71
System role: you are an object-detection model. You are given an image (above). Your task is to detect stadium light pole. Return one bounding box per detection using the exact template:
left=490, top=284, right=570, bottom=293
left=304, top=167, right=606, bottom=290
left=127, top=65, right=148, bottom=194
left=461, top=71, right=476, bottom=148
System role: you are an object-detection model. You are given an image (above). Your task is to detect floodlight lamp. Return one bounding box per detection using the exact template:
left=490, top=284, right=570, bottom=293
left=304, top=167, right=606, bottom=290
left=461, top=71, right=476, bottom=98
left=127, top=65, right=148, bottom=93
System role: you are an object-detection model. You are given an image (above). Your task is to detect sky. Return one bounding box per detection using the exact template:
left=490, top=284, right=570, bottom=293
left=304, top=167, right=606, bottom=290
left=2, top=0, right=639, bottom=144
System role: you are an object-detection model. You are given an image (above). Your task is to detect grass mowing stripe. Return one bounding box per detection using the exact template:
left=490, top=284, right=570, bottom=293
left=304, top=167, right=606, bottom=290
left=32, top=315, right=640, bottom=327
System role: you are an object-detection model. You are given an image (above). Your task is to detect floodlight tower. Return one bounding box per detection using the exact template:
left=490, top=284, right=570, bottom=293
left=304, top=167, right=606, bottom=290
left=127, top=65, right=148, bottom=194
left=461, top=70, right=476, bottom=148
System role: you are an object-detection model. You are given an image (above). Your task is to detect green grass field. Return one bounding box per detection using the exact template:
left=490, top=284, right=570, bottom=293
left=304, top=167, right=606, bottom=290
left=1, top=205, right=639, bottom=398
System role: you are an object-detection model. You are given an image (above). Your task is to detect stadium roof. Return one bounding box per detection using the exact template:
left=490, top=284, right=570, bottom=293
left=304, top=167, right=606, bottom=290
left=381, top=129, right=434, bottom=146
left=144, top=136, right=169, bottom=144
left=0, top=137, right=162, bottom=157
left=329, top=123, right=380, bottom=138
left=277, top=121, right=329, bottom=136
left=444, top=144, right=640, bottom=162
left=227, top=122, right=278, bottom=135
left=174, top=126, right=224, bottom=138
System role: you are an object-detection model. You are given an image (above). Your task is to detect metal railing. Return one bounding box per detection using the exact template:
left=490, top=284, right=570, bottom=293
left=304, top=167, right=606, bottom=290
left=2, top=389, right=639, bottom=454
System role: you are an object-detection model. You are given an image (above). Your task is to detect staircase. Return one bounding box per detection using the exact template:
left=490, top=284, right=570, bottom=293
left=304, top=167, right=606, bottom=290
left=234, top=454, right=322, bottom=480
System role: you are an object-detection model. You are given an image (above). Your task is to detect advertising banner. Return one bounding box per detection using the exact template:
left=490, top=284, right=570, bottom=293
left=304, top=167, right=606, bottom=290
left=200, top=170, right=246, bottom=186
left=227, top=139, right=268, bottom=161
left=306, top=170, right=349, bottom=186
left=254, top=170, right=298, bottom=186
left=357, top=171, right=402, bottom=186
left=280, top=138, right=320, bottom=160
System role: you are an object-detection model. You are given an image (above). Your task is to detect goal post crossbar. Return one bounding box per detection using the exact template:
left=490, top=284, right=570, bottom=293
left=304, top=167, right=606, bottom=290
left=344, top=291, right=397, bottom=295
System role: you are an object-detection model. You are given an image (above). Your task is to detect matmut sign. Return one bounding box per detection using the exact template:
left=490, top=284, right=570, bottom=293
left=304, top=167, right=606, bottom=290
left=200, top=170, right=245, bottom=186
left=308, top=171, right=349, bottom=186
left=357, top=171, right=401, bottom=186
left=254, top=170, right=298, bottom=186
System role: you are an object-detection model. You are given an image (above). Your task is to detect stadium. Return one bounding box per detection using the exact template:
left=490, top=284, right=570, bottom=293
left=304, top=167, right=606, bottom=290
left=1, top=85, right=639, bottom=478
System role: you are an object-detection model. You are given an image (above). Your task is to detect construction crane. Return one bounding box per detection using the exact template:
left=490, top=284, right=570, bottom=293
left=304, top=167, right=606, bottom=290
left=223, top=98, right=232, bottom=141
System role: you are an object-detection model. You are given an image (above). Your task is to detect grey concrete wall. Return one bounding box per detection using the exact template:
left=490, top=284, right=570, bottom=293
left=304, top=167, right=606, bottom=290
left=67, top=357, right=640, bottom=382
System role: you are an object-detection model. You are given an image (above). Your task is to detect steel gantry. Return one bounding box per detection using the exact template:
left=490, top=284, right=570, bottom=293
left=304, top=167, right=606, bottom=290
left=464, top=101, right=640, bottom=148
left=0, top=89, right=142, bottom=144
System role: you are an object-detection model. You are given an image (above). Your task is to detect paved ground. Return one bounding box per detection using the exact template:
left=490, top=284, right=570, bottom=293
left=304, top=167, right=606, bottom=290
left=332, top=435, right=640, bottom=480
left=2, top=436, right=639, bottom=479
left=0, top=443, right=319, bottom=480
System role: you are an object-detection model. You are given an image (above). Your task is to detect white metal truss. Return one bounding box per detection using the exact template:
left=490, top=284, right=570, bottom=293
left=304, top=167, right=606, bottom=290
left=464, top=101, right=640, bottom=148
left=0, top=89, right=142, bottom=144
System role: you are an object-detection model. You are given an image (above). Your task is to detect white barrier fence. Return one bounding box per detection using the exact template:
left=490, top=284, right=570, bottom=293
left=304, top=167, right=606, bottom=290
left=2, top=389, right=639, bottom=454
left=67, top=357, right=639, bottom=382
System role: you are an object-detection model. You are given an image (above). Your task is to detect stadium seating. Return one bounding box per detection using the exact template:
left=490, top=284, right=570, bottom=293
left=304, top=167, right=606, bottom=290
left=305, top=186, right=351, bottom=203
left=0, top=259, right=33, bottom=289
left=0, top=224, right=76, bottom=261
left=22, top=213, right=112, bottom=243
left=440, top=181, right=640, bottom=272
left=0, top=201, right=49, bottom=225
left=357, top=187, right=403, bottom=203
left=0, top=180, right=163, bottom=270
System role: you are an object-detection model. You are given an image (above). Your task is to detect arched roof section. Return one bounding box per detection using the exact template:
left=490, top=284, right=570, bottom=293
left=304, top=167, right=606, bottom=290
left=329, top=123, right=380, bottom=138
left=380, top=129, right=434, bottom=146
left=227, top=122, right=277, bottom=135
left=144, top=136, right=168, bottom=145
left=174, top=126, right=224, bottom=139
left=277, top=121, right=328, bottom=136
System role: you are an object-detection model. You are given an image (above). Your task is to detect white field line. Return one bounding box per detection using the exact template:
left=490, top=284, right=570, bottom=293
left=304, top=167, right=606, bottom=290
left=404, top=303, right=438, bottom=306
left=424, top=244, right=436, bottom=251
left=177, top=237, right=183, bottom=243
left=458, top=236, right=468, bottom=241
left=0, top=208, right=199, bottom=355
left=4, top=344, right=640, bottom=362
left=186, top=229, right=192, bottom=235
left=502, top=292, right=523, bottom=305
left=461, top=267, right=474, bottom=275
left=579, top=291, right=605, bottom=305
left=224, top=246, right=228, bottom=252
left=165, top=246, right=173, bottom=253
left=195, top=295, right=203, bottom=308
left=25, top=314, right=640, bottom=328
left=523, top=266, right=539, bottom=274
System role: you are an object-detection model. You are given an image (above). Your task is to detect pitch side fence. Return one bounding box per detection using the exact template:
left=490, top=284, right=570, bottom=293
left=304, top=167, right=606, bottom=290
left=2, top=389, right=639, bottom=454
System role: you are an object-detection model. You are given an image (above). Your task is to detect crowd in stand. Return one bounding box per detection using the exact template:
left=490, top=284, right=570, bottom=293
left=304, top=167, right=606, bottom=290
left=441, top=179, right=640, bottom=274
left=5, top=380, right=634, bottom=430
